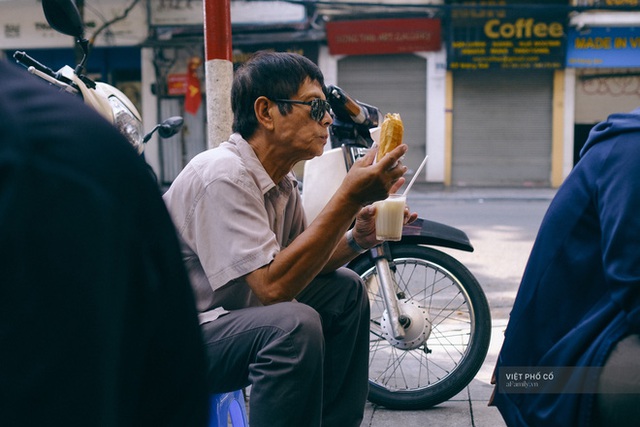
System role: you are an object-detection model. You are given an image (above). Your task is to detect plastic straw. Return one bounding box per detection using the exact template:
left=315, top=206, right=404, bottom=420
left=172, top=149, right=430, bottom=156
left=402, top=155, right=429, bottom=197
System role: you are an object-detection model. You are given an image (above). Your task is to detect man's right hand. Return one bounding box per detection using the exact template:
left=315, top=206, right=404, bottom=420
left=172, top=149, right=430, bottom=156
left=342, top=143, right=409, bottom=206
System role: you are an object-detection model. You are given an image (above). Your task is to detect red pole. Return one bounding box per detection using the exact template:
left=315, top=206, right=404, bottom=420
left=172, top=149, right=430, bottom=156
left=203, top=0, right=233, bottom=148
left=204, top=0, right=232, bottom=62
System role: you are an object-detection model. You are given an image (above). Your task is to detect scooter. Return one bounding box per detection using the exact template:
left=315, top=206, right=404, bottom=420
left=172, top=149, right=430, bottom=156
left=12, top=0, right=183, bottom=175
left=302, top=86, right=492, bottom=409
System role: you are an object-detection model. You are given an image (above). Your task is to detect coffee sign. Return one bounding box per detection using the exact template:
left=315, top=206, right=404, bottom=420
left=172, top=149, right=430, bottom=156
left=448, top=9, right=566, bottom=70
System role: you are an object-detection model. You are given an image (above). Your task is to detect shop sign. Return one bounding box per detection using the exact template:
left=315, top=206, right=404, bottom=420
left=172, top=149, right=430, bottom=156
left=149, top=0, right=305, bottom=27
left=448, top=8, right=566, bottom=70
left=581, top=0, right=639, bottom=6
left=0, top=0, right=146, bottom=49
left=326, top=18, right=441, bottom=56
left=566, top=27, right=640, bottom=68
left=167, top=73, right=188, bottom=96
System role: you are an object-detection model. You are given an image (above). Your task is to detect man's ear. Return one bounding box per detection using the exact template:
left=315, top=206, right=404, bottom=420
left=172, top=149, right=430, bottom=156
left=254, top=96, right=275, bottom=131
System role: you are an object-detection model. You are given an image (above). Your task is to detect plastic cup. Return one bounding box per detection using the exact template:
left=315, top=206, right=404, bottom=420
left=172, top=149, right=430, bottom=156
left=373, top=194, right=406, bottom=241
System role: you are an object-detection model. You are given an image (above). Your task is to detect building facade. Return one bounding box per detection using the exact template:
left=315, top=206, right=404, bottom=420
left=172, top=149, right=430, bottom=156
left=2, top=0, right=639, bottom=187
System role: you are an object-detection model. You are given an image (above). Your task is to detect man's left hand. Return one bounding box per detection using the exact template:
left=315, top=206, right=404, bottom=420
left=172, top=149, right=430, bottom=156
left=351, top=204, right=418, bottom=249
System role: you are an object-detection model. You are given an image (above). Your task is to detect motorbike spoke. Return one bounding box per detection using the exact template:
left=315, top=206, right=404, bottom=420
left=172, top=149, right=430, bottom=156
left=365, top=255, right=478, bottom=392
left=373, top=346, right=412, bottom=389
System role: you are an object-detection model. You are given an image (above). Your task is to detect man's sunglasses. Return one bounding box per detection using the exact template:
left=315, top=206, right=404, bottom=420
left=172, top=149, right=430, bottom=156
left=273, top=98, right=331, bottom=122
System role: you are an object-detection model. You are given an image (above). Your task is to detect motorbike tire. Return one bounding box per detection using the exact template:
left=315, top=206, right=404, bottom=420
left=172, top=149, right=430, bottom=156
left=350, top=244, right=491, bottom=410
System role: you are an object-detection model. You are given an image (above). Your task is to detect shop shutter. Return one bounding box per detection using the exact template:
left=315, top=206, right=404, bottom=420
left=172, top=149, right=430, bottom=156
left=452, top=70, right=553, bottom=186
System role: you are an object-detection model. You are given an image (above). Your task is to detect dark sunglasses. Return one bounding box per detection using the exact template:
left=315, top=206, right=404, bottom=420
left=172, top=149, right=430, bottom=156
left=273, top=98, right=331, bottom=122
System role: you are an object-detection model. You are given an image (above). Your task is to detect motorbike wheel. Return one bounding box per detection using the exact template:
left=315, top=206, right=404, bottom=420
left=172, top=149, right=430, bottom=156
left=350, top=244, right=491, bottom=410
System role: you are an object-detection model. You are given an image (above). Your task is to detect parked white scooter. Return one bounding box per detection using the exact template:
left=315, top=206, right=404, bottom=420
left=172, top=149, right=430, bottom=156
left=13, top=0, right=182, bottom=172
left=303, top=86, right=492, bottom=409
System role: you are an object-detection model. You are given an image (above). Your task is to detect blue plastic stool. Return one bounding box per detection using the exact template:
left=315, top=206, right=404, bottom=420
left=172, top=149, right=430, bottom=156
left=209, top=389, right=248, bottom=427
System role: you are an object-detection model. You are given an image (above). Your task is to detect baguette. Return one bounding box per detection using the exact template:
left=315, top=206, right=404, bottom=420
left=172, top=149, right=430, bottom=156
left=378, top=113, right=404, bottom=160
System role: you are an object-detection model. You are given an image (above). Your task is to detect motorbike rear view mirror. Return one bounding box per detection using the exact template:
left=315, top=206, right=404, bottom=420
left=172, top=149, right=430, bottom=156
left=158, top=116, right=184, bottom=139
left=42, top=0, right=91, bottom=78
left=143, top=116, right=184, bottom=143
left=42, top=0, right=86, bottom=40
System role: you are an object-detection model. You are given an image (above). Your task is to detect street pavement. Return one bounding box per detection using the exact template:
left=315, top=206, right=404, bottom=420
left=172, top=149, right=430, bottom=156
left=361, top=185, right=557, bottom=427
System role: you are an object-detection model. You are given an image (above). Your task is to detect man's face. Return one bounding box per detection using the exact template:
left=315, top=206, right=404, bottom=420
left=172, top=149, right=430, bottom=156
left=273, top=78, right=333, bottom=161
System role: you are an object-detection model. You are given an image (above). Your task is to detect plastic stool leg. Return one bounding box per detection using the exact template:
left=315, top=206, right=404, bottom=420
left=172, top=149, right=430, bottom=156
left=228, top=398, right=246, bottom=426
left=209, top=390, right=248, bottom=427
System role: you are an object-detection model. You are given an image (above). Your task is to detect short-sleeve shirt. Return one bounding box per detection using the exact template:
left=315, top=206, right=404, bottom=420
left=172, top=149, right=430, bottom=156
left=163, top=133, right=306, bottom=323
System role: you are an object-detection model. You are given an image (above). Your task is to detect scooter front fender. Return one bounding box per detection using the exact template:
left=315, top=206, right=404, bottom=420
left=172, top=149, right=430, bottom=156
left=399, top=218, right=474, bottom=252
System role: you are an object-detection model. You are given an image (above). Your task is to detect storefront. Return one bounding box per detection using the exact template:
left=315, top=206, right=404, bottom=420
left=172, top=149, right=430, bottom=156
left=323, top=17, right=443, bottom=182
left=446, top=0, right=566, bottom=187
left=9, top=0, right=637, bottom=188
left=566, top=19, right=640, bottom=164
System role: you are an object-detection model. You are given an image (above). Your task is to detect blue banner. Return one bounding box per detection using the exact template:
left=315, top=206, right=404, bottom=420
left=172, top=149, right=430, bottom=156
left=567, top=27, right=640, bottom=68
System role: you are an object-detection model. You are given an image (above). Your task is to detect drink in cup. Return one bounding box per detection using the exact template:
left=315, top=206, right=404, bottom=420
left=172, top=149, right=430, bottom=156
left=374, top=194, right=406, bottom=241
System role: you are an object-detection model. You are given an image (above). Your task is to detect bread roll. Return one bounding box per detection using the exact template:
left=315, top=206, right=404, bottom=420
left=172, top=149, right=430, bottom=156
left=378, top=113, right=404, bottom=159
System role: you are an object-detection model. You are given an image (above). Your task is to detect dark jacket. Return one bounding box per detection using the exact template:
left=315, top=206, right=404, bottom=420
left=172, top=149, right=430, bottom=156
left=491, top=108, right=640, bottom=426
left=0, top=60, right=209, bottom=426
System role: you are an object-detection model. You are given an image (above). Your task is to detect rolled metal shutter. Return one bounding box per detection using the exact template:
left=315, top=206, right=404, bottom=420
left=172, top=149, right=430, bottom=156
left=337, top=54, right=427, bottom=177
left=159, top=97, right=207, bottom=185
left=451, top=70, right=553, bottom=187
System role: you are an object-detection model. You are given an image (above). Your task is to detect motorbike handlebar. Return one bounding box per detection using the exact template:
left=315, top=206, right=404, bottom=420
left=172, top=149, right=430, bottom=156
left=327, top=85, right=382, bottom=149
left=14, top=51, right=57, bottom=78
left=328, top=85, right=366, bottom=124
left=327, top=85, right=368, bottom=125
left=326, top=85, right=381, bottom=130
left=13, top=51, right=75, bottom=87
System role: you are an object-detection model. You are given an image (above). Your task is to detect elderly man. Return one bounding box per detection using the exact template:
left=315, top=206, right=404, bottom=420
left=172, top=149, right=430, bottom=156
left=163, top=51, right=414, bottom=427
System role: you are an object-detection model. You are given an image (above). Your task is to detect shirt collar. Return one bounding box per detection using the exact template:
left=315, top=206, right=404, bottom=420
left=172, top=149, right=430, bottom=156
left=228, top=133, right=298, bottom=196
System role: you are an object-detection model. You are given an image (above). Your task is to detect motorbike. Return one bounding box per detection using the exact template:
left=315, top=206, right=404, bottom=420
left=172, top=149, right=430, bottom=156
left=302, top=86, right=492, bottom=410
left=12, top=0, right=183, bottom=175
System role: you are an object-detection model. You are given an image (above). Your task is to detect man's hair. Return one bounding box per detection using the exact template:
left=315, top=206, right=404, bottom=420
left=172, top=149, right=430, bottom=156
left=231, top=51, right=326, bottom=138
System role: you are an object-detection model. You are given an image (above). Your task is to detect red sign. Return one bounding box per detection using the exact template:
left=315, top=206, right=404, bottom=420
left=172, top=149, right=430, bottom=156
left=326, top=18, right=441, bottom=56
left=167, top=74, right=188, bottom=96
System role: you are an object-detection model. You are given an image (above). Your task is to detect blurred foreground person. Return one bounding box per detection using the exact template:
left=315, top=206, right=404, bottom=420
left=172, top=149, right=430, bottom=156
left=0, top=59, right=208, bottom=426
left=491, top=108, right=640, bottom=426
